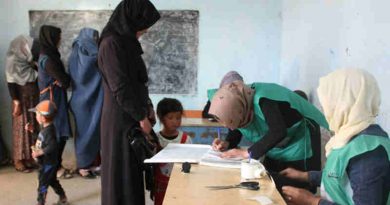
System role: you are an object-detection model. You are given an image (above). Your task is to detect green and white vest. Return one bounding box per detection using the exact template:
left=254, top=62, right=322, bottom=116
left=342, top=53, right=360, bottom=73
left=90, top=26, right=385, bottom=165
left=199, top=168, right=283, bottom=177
left=208, top=83, right=329, bottom=161
left=321, top=134, right=390, bottom=205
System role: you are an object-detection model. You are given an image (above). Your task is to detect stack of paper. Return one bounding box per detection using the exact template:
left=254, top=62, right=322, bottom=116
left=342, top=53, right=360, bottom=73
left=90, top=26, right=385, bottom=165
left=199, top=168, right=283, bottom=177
left=144, top=143, right=243, bottom=169
left=144, top=144, right=210, bottom=163
left=199, top=149, right=242, bottom=169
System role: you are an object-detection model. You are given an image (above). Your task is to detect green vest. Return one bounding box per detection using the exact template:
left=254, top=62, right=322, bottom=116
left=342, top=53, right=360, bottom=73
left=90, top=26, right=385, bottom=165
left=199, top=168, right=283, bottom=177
left=322, top=134, right=390, bottom=205
left=207, top=88, right=218, bottom=102
left=208, top=83, right=328, bottom=161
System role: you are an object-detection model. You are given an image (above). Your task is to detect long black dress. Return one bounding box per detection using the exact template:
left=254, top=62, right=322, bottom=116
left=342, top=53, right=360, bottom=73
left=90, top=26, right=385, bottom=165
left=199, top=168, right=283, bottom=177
left=98, top=1, right=159, bottom=203
left=98, top=34, right=149, bottom=205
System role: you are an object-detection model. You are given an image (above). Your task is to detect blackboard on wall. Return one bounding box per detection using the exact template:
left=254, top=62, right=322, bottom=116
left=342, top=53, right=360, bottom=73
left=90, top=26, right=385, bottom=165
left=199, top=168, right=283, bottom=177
left=29, top=10, right=199, bottom=94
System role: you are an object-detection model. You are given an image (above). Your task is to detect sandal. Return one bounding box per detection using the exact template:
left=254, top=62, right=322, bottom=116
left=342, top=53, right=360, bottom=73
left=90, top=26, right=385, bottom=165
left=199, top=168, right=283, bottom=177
left=57, top=168, right=73, bottom=179
left=63, top=169, right=73, bottom=179
left=57, top=167, right=66, bottom=178
left=15, top=161, right=32, bottom=173
left=78, top=169, right=96, bottom=179
left=90, top=166, right=101, bottom=176
left=15, top=165, right=32, bottom=173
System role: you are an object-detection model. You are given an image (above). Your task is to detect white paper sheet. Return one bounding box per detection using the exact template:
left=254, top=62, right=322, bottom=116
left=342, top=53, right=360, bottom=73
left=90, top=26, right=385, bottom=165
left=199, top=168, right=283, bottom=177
left=144, top=144, right=211, bottom=163
left=199, top=149, right=242, bottom=169
left=247, top=196, right=273, bottom=205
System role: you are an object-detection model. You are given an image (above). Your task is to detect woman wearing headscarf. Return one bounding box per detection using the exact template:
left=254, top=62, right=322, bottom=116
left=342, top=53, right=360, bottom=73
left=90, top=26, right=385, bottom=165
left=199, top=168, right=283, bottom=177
left=98, top=0, right=160, bottom=204
left=5, top=35, right=40, bottom=172
left=68, top=27, right=102, bottom=178
left=280, top=69, right=390, bottom=205
left=204, top=71, right=246, bottom=148
left=38, top=25, right=72, bottom=178
left=208, top=72, right=329, bottom=192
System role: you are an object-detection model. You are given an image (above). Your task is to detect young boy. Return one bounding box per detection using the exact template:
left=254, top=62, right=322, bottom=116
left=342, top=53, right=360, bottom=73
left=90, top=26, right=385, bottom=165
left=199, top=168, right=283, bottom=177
left=26, top=100, right=68, bottom=205
left=154, top=98, right=192, bottom=205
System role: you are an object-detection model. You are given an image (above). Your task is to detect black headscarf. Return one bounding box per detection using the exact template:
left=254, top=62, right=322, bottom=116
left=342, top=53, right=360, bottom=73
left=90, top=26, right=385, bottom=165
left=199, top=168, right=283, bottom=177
left=100, top=0, right=160, bottom=41
left=39, top=25, right=65, bottom=71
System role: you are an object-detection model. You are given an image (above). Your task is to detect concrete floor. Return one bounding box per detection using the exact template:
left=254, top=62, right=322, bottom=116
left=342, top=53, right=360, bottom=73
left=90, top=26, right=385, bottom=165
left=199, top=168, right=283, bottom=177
left=0, top=166, right=155, bottom=205
left=0, top=166, right=101, bottom=205
left=0, top=140, right=154, bottom=205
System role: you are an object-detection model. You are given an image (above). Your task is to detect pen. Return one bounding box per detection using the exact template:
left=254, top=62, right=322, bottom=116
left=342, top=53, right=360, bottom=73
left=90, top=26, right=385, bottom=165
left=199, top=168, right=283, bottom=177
left=217, top=127, right=221, bottom=140
left=249, top=151, right=252, bottom=163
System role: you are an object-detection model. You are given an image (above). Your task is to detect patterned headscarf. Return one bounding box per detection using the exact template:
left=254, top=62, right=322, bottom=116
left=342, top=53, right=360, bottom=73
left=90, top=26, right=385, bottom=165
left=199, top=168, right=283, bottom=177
left=219, top=71, right=244, bottom=88
left=209, top=81, right=254, bottom=130
left=317, top=69, right=381, bottom=156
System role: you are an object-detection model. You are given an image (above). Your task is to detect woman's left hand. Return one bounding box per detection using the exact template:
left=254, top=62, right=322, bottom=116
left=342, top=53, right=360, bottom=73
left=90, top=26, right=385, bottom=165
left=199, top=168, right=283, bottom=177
left=221, top=148, right=249, bottom=159
left=12, top=100, right=22, bottom=117
left=140, top=117, right=152, bottom=134
left=282, top=186, right=321, bottom=205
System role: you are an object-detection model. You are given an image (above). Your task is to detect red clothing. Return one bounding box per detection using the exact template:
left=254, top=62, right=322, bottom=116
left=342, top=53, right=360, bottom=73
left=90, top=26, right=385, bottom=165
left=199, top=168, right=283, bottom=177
left=154, top=132, right=188, bottom=205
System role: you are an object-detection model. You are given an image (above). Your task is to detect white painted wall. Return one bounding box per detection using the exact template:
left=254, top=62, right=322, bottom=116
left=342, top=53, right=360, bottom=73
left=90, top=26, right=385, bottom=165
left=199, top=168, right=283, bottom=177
left=0, top=0, right=283, bottom=153
left=280, top=0, right=390, bottom=132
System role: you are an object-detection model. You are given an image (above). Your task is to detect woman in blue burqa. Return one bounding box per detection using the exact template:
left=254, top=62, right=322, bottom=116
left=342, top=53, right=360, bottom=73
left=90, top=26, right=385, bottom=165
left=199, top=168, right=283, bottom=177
left=68, top=28, right=103, bottom=178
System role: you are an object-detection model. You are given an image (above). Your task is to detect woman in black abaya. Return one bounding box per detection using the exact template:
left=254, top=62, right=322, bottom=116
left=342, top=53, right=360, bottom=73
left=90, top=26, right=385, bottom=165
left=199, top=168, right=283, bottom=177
left=98, top=0, right=160, bottom=204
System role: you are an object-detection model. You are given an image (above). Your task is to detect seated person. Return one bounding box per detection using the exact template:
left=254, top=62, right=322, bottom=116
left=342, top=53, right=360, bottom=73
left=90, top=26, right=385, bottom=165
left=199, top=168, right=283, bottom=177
left=281, top=69, right=390, bottom=205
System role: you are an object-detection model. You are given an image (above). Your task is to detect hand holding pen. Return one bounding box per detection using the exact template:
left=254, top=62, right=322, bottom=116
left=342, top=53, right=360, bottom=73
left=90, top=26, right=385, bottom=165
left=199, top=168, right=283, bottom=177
left=212, top=128, right=229, bottom=151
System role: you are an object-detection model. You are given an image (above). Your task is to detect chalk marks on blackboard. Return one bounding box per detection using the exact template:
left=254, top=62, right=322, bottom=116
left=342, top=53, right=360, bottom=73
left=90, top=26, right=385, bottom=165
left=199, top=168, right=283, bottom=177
left=29, top=10, right=199, bottom=94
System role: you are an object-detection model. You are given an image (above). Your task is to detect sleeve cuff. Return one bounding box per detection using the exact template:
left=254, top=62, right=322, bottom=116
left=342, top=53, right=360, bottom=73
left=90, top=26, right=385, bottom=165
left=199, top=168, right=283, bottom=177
left=308, top=171, right=322, bottom=187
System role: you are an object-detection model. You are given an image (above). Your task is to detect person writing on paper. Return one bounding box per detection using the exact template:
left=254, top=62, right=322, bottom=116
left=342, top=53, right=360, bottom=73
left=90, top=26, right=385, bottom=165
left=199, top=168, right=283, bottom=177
left=205, top=71, right=247, bottom=150
left=154, top=98, right=192, bottom=205
left=209, top=72, right=329, bottom=192
left=280, top=69, right=390, bottom=205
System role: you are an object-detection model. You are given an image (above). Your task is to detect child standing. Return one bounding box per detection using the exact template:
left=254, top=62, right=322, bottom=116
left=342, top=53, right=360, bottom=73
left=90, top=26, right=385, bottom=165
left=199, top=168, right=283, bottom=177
left=26, top=100, right=68, bottom=205
left=154, top=98, right=192, bottom=205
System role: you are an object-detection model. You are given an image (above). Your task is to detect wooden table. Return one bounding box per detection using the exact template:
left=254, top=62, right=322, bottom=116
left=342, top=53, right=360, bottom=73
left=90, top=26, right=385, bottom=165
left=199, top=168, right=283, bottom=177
left=164, top=164, right=286, bottom=205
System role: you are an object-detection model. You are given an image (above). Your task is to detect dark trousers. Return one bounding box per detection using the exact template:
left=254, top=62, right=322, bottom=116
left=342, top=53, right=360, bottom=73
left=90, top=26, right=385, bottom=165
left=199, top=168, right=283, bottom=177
left=37, top=164, right=65, bottom=204
left=264, top=121, right=321, bottom=193
left=57, top=138, right=67, bottom=168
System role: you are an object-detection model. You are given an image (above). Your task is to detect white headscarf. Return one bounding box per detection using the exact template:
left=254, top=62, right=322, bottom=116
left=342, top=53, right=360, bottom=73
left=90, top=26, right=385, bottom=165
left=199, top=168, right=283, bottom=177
left=317, top=69, right=381, bottom=156
left=5, top=35, right=37, bottom=85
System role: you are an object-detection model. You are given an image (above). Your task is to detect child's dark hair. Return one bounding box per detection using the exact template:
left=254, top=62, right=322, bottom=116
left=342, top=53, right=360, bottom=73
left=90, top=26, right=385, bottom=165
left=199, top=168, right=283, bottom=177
left=156, top=98, right=183, bottom=120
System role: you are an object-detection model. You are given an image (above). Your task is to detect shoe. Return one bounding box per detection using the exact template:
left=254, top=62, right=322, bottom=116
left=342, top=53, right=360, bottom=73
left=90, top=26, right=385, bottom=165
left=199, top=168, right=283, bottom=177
left=57, top=168, right=73, bottom=179
left=57, top=167, right=65, bottom=178
left=92, top=169, right=100, bottom=176
left=78, top=169, right=96, bottom=179
left=14, top=161, right=32, bottom=173
left=64, top=169, right=73, bottom=179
